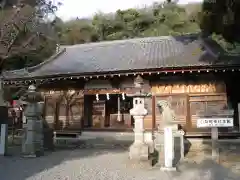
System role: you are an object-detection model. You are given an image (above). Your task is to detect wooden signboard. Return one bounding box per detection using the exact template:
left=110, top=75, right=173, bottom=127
left=197, top=118, right=233, bottom=128
left=152, top=82, right=226, bottom=94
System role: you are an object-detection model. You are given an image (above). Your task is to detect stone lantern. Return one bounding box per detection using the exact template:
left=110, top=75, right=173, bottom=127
left=128, top=75, right=149, bottom=161
left=21, top=85, right=44, bottom=157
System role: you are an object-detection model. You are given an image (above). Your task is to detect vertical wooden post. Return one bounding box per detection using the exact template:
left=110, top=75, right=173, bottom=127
left=42, top=96, right=47, bottom=120
left=152, top=95, right=156, bottom=129
left=186, top=95, right=191, bottom=131
left=211, top=127, right=219, bottom=162
left=152, top=95, right=156, bottom=141
left=117, top=95, right=121, bottom=121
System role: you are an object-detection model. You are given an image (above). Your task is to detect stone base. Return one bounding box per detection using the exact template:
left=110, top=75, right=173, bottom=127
left=129, top=142, right=149, bottom=161
left=22, top=154, right=38, bottom=158
left=22, top=149, right=44, bottom=158
left=160, top=166, right=177, bottom=172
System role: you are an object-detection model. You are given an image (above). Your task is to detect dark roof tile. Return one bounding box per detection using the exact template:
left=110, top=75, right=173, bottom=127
left=3, top=33, right=240, bottom=80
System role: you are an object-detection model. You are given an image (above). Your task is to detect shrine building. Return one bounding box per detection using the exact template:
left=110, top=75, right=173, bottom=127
left=2, top=33, right=240, bottom=137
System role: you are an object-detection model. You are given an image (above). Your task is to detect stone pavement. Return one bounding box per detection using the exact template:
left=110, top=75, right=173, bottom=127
left=0, top=144, right=240, bottom=180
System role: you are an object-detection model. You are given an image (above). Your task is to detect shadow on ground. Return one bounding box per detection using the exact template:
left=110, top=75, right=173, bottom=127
left=0, top=137, right=132, bottom=180
left=184, top=138, right=240, bottom=175
left=171, top=159, right=240, bottom=180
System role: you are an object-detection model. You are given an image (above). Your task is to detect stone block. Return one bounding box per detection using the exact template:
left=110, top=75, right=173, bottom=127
left=129, top=143, right=149, bottom=161
left=160, top=166, right=177, bottom=172
left=155, top=130, right=185, bottom=166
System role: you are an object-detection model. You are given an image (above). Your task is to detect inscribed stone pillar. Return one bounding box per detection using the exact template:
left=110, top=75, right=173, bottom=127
left=0, top=124, right=8, bottom=155
left=157, top=100, right=179, bottom=171
left=22, top=85, right=44, bottom=157
left=160, top=126, right=177, bottom=171
left=0, top=80, right=8, bottom=156
left=129, top=97, right=149, bottom=161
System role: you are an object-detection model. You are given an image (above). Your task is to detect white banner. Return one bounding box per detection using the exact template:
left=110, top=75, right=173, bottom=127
left=197, top=118, right=233, bottom=128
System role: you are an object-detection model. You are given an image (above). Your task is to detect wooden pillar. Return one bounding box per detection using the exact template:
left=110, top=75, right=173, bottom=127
left=152, top=95, right=156, bottom=130
left=117, top=95, right=121, bottom=122
left=151, top=95, right=156, bottom=145
left=83, top=95, right=93, bottom=127
left=186, top=95, right=191, bottom=132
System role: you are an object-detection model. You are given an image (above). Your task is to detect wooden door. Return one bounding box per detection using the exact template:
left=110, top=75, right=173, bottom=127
left=155, top=94, right=188, bottom=131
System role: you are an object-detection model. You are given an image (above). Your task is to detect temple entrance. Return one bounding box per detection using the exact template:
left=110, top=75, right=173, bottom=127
left=86, top=94, right=134, bottom=130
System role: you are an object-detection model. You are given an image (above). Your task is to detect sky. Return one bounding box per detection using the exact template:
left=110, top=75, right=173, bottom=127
left=56, top=0, right=203, bottom=21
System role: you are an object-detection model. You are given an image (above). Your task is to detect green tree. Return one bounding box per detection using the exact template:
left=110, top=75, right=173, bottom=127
left=0, top=0, right=61, bottom=70
left=59, top=18, right=98, bottom=45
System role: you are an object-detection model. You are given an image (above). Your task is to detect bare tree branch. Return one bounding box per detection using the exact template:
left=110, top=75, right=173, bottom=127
left=0, top=0, right=60, bottom=69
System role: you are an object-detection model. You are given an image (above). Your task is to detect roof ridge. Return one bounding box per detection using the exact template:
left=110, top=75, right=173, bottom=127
left=66, top=33, right=200, bottom=49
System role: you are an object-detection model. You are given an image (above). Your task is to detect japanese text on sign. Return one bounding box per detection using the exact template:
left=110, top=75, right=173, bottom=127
left=197, top=118, right=233, bottom=128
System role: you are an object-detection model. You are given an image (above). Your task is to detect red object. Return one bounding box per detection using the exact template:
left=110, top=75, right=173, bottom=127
left=12, top=100, right=17, bottom=107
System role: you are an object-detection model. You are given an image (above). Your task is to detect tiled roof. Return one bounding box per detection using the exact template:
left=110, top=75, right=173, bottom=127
left=2, top=33, right=240, bottom=80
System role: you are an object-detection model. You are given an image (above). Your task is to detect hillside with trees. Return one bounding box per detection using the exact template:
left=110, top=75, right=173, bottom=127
left=1, top=1, right=240, bottom=71
left=57, top=2, right=201, bottom=45
left=56, top=1, right=240, bottom=55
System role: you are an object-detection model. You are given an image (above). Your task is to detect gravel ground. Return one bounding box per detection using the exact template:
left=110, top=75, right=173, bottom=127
left=0, top=145, right=240, bottom=180
left=0, top=147, right=168, bottom=180
left=1, top=135, right=240, bottom=180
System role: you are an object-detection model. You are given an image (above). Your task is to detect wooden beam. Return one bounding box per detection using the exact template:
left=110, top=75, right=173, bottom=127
left=84, top=89, right=123, bottom=95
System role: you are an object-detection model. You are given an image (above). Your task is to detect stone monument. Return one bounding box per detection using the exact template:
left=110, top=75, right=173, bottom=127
left=157, top=100, right=182, bottom=171
left=128, top=75, right=149, bottom=161
left=21, top=85, right=44, bottom=157
left=0, top=80, right=8, bottom=156
left=157, top=100, right=178, bottom=129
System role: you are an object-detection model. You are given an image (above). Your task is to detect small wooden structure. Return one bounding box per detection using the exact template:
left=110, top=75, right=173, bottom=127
left=2, top=34, right=240, bottom=137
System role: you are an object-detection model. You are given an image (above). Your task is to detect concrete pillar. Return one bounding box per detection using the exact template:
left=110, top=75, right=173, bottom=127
left=160, top=126, right=177, bottom=171
left=0, top=80, right=8, bottom=156
left=0, top=124, right=8, bottom=155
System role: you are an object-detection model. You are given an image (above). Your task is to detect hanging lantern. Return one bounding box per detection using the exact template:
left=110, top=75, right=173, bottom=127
left=96, top=94, right=99, bottom=101
left=122, top=93, right=125, bottom=100
left=106, top=93, right=110, bottom=100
